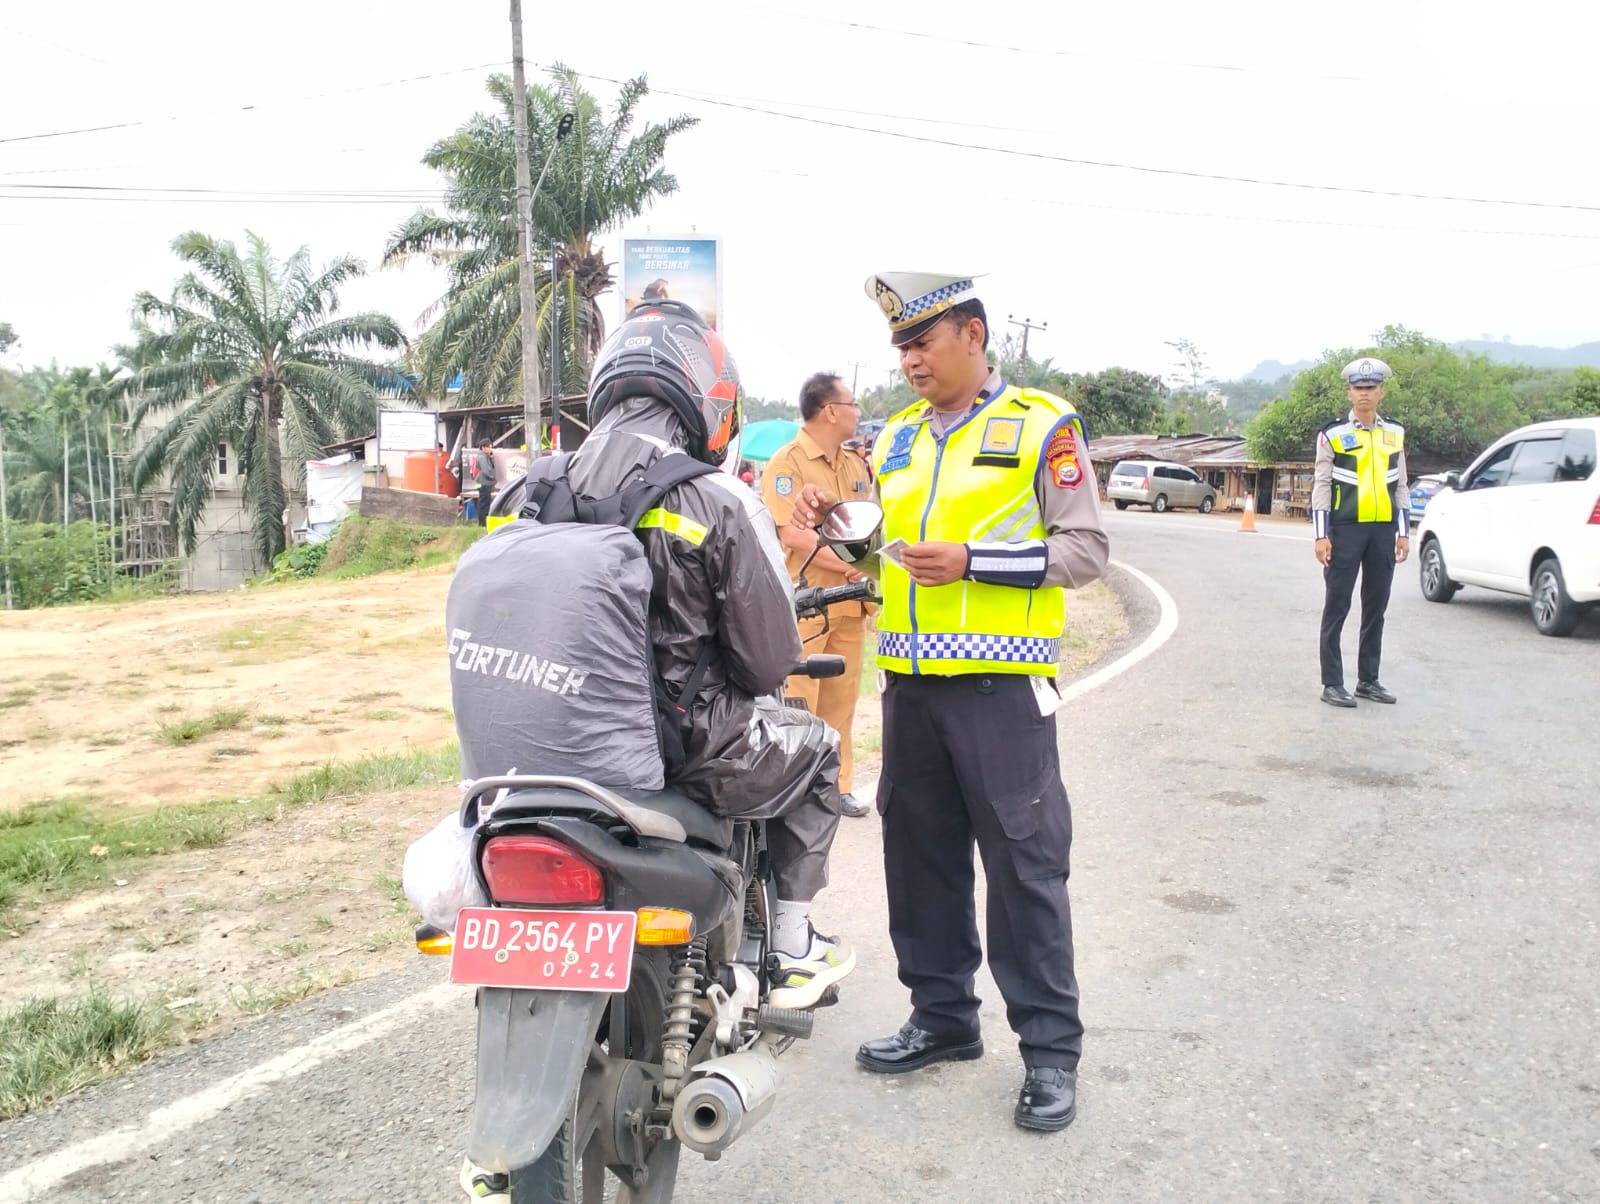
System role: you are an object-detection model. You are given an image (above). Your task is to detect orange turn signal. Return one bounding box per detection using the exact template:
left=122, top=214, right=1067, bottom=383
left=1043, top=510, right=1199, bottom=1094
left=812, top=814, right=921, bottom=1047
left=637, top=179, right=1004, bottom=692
left=416, top=931, right=454, bottom=956
left=635, top=908, right=694, bottom=946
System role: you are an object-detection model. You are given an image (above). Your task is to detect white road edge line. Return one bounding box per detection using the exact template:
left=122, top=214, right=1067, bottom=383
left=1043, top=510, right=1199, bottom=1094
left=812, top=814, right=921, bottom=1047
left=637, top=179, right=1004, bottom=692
left=1060, top=559, right=1179, bottom=704
left=3, top=558, right=1181, bottom=1200
left=0, top=981, right=463, bottom=1203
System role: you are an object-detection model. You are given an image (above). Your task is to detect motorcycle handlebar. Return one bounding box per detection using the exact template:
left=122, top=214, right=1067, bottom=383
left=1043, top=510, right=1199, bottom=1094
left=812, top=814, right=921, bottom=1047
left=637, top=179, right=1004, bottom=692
left=793, top=579, right=874, bottom=618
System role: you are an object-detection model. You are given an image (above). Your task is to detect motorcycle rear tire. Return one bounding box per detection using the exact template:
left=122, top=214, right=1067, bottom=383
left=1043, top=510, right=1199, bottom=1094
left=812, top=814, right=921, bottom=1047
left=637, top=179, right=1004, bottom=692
left=511, top=954, right=679, bottom=1204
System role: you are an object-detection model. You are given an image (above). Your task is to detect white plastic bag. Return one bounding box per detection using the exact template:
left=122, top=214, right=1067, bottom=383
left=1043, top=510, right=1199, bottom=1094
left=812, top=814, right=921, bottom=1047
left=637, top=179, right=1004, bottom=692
left=402, top=811, right=488, bottom=933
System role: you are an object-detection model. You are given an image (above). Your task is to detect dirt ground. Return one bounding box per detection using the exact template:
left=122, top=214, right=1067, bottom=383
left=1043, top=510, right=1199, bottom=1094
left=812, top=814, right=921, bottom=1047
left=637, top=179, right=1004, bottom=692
left=0, top=569, right=1126, bottom=1039
left=1, top=569, right=456, bottom=811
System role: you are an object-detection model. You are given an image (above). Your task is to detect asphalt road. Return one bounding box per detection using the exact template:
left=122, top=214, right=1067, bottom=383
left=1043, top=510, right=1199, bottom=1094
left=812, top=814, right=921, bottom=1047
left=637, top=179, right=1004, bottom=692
left=4, top=510, right=1597, bottom=1203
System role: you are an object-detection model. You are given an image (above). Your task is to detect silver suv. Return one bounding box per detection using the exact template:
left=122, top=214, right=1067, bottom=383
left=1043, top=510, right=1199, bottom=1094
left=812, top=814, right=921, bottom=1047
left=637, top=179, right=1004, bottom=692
left=1107, top=460, right=1217, bottom=513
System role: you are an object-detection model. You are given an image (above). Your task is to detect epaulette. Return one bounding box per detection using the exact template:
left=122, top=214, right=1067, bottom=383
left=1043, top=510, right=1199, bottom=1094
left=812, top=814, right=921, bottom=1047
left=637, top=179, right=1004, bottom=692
left=1014, top=387, right=1077, bottom=419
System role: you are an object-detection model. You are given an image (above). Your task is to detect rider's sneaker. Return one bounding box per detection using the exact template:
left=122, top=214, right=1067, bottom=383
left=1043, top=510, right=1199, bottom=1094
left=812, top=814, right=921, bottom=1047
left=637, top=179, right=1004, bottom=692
left=769, top=927, right=856, bottom=1009
left=460, top=1157, right=510, bottom=1203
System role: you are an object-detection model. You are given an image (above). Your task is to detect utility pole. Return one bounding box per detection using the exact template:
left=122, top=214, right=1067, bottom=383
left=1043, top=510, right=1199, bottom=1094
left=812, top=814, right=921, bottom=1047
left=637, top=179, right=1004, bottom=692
left=509, top=0, right=544, bottom=454
left=847, top=360, right=866, bottom=396
left=0, top=423, right=11, bottom=609
left=1007, top=314, right=1048, bottom=375
left=550, top=241, right=562, bottom=449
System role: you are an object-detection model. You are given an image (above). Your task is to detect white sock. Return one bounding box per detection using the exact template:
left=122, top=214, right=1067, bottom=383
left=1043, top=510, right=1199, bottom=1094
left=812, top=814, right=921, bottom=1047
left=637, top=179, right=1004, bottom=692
left=771, top=899, right=813, bottom=957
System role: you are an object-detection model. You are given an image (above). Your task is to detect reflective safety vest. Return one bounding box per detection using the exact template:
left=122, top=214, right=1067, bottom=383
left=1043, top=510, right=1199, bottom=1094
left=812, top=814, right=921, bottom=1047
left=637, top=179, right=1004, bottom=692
left=1324, top=416, right=1405, bottom=525
left=873, top=385, right=1075, bottom=677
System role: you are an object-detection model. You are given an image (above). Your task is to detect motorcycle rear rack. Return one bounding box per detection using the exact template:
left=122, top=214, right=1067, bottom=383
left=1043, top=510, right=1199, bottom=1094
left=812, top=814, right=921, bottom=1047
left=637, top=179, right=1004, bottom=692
left=459, top=775, right=688, bottom=843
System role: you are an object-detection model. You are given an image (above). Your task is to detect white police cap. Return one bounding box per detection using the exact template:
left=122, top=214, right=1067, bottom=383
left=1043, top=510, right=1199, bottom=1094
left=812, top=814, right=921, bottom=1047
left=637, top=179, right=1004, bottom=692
left=1341, top=357, right=1393, bottom=387
left=864, top=271, right=984, bottom=346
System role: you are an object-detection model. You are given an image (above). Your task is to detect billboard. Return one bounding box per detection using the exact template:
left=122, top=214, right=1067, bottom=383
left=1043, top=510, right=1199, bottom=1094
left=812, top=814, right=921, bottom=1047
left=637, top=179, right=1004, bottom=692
left=620, top=236, right=722, bottom=332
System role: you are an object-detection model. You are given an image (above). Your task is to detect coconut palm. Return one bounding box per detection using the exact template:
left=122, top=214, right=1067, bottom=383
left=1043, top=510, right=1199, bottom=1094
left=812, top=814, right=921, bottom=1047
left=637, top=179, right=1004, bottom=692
left=384, top=66, right=696, bottom=408
left=127, top=231, right=405, bottom=563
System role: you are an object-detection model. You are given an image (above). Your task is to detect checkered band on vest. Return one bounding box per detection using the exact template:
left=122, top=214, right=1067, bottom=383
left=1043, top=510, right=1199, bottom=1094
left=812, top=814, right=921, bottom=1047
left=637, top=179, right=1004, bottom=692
left=877, top=631, right=1060, bottom=664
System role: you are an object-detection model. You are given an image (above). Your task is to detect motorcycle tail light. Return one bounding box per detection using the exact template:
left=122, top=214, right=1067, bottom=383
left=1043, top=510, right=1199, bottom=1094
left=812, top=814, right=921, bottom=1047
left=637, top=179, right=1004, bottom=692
left=482, top=836, right=604, bottom=906
left=1587, top=494, right=1600, bottom=525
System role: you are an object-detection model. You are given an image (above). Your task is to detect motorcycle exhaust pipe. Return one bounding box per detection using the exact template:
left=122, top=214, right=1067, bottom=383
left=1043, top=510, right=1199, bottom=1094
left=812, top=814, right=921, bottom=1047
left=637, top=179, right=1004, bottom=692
left=670, top=1046, right=782, bottom=1158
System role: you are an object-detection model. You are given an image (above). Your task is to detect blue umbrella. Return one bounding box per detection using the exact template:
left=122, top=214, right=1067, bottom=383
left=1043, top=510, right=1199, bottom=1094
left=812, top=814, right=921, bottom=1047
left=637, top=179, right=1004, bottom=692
left=738, top=419, right=799, bottom=463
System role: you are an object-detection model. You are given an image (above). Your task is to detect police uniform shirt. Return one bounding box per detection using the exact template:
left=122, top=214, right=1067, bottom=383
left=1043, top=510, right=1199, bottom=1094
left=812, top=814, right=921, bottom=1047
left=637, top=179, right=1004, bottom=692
left=762, top=428, right=876, bottom=592
left=906, top=369, right=1110, bottom=588
left=1311, top=411, right=1410, bottom=530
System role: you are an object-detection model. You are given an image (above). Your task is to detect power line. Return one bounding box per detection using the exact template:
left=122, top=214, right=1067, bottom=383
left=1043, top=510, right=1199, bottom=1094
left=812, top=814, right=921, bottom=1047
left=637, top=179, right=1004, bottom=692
left=0, top=60, right=504, bottom=145
left=589, top=71, right=1600, bottom=216
left=8, top=61, right=1599, bottom=228
left=744, top=6, right=1367, bottom=83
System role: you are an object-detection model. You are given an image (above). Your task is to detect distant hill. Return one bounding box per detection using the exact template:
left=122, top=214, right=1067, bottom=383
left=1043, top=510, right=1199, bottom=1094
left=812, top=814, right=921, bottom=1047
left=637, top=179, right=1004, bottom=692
left=1246, top=341, right=1600, bottom=383
left=1448, top=340, right=1600, bottom=369
left=1245, top=359, right=1313, bottom=383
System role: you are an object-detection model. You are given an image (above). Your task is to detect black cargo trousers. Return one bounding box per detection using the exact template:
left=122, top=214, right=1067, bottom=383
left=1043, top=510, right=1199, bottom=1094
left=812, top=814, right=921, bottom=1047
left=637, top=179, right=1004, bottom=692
left=876, top=671, right=1081, bottom=1070
left=1321, top=520, right=1398, bottom=687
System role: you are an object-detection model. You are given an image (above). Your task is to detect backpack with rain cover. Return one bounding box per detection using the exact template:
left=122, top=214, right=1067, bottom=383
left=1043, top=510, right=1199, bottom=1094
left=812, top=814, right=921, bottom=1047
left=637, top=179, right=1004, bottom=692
left=445, top=453, right=717, bottom=791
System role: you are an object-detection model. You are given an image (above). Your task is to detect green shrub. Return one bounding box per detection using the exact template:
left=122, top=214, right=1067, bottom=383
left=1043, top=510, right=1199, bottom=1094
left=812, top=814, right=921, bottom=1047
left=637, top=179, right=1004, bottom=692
left=269, top=538, right=331, bottom=580
left=0, top=522, right=115, bottom=608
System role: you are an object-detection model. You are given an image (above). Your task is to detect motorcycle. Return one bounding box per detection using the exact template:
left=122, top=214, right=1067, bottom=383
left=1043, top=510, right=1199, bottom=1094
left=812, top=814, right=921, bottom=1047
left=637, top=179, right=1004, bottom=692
left=415, top=500, right=882, bottom=1203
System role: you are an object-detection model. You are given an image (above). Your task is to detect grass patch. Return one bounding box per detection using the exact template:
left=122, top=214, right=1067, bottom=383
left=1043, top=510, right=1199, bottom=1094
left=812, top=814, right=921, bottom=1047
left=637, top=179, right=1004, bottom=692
left=316, top=516, right=484, bottom=580
left=212, top=619, right=308, bottom=665
left=362, top=709, right=402, bottom=722
left=269, top=744, right=459, bottom=808
left=0, top=743, right=459, bottom=919
left=256, top=713, right=291, bottom=727
left=157, top=708, right=248, bottom=746
left=231, top=971, right=355, bottom=1017
left=0, top=993, right=176, bottom=1120
left=1, top=687, right=38, bottom=710
left=344, top=690, right=398, bottom=704
left=0, top=800, right=232, bottom=914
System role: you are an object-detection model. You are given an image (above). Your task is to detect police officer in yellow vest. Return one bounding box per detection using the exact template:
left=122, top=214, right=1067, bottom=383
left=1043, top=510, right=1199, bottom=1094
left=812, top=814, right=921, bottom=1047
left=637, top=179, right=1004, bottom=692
left=795, top=272, right=1108, bottom=1132
left=1313, top=356, right=1410, bottom=707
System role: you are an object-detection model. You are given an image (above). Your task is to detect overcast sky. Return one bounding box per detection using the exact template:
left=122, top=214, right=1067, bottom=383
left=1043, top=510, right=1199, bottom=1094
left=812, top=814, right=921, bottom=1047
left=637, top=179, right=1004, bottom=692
left=4, top=0, right=1600, bottom=401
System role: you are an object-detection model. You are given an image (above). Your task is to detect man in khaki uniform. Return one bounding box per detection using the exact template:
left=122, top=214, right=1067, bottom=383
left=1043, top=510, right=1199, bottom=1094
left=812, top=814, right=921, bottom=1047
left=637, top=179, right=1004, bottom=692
left=762, top=371, right=875, bottom=818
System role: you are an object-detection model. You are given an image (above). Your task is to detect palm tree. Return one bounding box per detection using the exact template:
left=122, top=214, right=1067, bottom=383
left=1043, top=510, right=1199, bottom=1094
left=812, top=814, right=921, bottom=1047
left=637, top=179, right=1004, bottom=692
left=127, top=231, right=405, bottom=563
left=384, top=66, right=696, bottom=408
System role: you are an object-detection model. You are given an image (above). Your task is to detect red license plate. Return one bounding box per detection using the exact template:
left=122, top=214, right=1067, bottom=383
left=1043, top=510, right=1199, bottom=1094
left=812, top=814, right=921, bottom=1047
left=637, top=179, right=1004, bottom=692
left=449, top=907, right=637, bottom=992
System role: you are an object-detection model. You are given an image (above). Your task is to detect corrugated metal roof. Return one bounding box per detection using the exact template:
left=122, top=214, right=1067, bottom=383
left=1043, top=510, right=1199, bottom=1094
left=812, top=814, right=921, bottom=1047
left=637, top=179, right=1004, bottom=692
left=1089, top=435, right=1248, bottom=465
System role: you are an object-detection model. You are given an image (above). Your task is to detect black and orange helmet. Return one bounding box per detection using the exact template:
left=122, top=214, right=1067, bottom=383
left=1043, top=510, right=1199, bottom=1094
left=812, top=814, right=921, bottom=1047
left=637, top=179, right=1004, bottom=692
left=588, top=300, right=742, bottom=465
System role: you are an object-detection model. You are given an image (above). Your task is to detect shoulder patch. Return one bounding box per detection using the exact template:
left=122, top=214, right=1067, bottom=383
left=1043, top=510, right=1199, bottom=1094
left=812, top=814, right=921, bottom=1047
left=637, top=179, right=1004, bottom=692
left=1045, top=423, right=1083, bottom=489
left=774, top=474, right=795, bottom=496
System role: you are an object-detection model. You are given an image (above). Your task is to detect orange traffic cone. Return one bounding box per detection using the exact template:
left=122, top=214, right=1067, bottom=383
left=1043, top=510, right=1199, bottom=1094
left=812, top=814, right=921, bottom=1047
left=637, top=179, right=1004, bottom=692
left=1239, top=492, right=1257, bottom=533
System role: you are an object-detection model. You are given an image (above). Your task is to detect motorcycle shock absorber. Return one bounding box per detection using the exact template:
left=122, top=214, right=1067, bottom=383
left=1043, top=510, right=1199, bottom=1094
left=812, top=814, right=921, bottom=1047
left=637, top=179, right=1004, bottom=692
left=660, top=937, right=708, bottom=1101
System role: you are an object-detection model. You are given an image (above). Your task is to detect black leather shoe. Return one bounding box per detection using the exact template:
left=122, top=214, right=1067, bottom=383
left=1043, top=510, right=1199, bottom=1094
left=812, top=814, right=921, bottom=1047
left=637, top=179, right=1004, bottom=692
left=1015, top=1067, right=1077, bottom=1131
left=1321, top=685, right=1357, bottom=708
left=840, top=792, right=871, bottom=818
left=856, top=1023, right=983, bottom=1074
left=1355, top=681, right=1396, bottom=704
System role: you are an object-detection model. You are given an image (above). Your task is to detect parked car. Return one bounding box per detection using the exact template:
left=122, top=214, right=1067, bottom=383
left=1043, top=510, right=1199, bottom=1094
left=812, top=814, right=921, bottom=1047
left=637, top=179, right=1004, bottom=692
left=1107, top=460, right=1217, bottom=513
left=1408, top=473, right=1451, bottom=525
left=1415, top=418, right=1600, bottom=636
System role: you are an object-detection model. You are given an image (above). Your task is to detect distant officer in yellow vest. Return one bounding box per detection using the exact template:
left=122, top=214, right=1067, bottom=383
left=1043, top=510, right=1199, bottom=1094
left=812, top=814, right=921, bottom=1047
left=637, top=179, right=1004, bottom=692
left=762, top=372, right=875, bottom=818
left=1312, top=356, right=1410, bottom=708
left=795, top=272, right=1109, bottom=1133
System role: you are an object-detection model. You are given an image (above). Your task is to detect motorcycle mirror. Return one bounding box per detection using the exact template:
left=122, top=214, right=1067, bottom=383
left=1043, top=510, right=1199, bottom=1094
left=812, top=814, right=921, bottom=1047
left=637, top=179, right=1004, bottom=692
left=817, top=501, right=883, bottom=565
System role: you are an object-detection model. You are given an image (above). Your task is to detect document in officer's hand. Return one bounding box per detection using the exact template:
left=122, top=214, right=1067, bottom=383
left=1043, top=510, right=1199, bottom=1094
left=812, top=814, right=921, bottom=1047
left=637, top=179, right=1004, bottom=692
left=877, top=538, right=908, bottom=567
